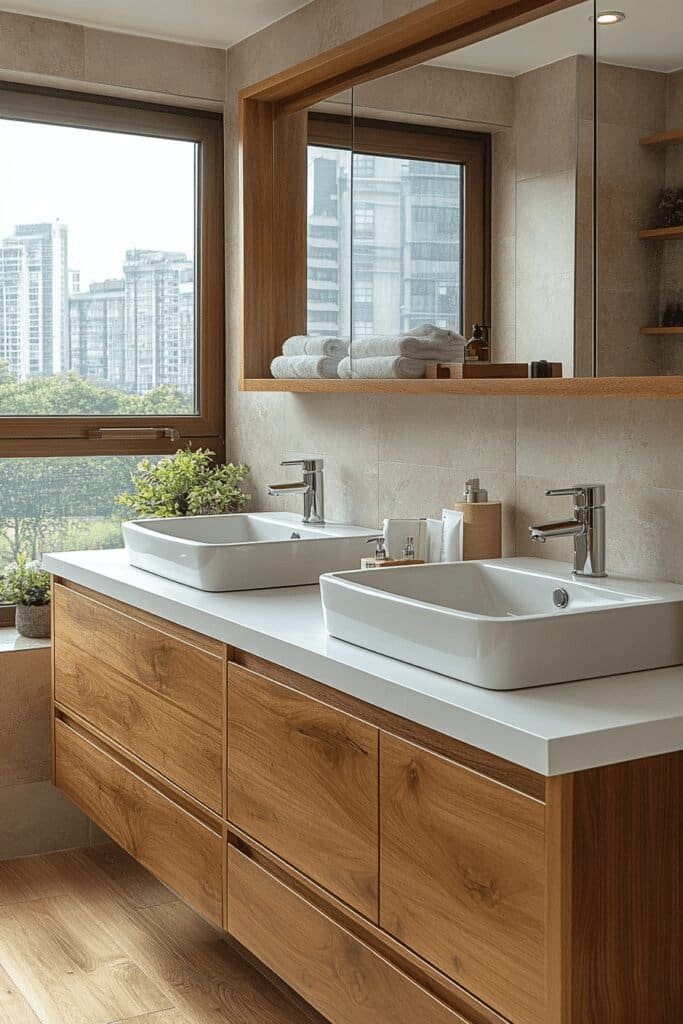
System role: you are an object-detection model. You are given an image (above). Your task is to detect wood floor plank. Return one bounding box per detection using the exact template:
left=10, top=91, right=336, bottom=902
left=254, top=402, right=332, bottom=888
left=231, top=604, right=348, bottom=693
left=0, top=895, right=172, bottom=1024
left=0, top=851, right=71, bottom=906
left=113, top=1012, right=189, bottom=1024
left=79, top=844, right=176, bottom=911
left=56, top=849, right=314, bottom=1024
left=0, top=965, right=42, bottom=1024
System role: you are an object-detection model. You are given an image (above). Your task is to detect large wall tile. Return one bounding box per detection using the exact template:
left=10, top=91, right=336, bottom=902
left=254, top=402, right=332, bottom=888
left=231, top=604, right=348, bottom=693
left=378, top=395, right=515, bottom=470
left=0, top=781, right=91, bottom=860
left=0, top=649, right=51, bottom=788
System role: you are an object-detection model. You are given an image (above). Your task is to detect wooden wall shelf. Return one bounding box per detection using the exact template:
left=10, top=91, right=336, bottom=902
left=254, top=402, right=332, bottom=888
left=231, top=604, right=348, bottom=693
left=640, top=326, right=683, bottom=336
left=639, top=225, right=683, bottom=240
left=241, top=377, right=683, bottom=397
left=640, top=129, right=683, bottom=147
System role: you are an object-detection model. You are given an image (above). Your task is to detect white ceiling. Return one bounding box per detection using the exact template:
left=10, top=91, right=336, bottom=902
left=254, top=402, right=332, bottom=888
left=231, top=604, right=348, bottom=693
left=432, top=0, right=683, bottom=76
left=0, top=0, right=315, bottom=47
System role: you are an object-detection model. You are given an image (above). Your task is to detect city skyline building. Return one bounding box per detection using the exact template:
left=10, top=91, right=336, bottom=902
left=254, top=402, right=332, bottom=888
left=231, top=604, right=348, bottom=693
left=0, top=223, right=196, bottom=399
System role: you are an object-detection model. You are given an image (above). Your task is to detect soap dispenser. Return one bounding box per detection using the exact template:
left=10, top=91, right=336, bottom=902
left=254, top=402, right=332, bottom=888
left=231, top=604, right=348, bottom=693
left=453, top=478, right=502, bottom=560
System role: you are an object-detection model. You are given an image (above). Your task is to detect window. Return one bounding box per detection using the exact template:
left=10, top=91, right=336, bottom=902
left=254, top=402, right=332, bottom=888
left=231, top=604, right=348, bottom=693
left=0, top=83, right=224, bottom=456
left=307, top=113, right=489, bottom=340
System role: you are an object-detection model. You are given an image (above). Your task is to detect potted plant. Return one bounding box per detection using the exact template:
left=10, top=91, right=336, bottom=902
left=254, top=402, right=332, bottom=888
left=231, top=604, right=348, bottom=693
left=0, top=553, right=52, bottom=639
left=117, top=447, right=251, bottom=518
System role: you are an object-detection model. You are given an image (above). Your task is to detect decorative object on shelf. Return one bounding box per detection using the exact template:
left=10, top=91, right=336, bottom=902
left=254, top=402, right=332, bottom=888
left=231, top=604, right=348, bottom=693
left=0, top=553, right=51, bottom=638
left=657, top=187, right=683, bottom=228
left=426, top=361, right=530, bottom=379
left=271, top=335, right=349, bottom=379
left=464, top=323, right=491, bottom=362
left=116, top=447, right=250, bottom=518
left=530, top=360, right=563, bottom=378
left=662, top=301, right=683, bottom=327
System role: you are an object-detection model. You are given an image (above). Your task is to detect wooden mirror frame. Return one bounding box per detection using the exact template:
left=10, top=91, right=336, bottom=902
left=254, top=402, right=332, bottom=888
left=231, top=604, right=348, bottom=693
left=238, top=0, right=683, bottom=398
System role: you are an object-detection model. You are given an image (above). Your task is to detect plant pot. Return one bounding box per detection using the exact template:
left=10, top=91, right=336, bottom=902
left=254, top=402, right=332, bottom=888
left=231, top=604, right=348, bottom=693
left=15, top=603, right=51, bottom=639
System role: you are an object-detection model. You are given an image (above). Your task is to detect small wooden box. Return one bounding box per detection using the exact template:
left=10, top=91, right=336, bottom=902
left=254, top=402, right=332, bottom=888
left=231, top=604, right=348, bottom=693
left=426, top=362, right=528, bottom=379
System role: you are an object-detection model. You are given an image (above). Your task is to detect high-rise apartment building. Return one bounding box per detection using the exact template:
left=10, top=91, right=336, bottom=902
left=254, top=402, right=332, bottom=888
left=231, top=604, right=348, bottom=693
left=0, top=222, right=69, bottom=378
left=0, top=239, right=30, bottom=376
left=306, top=150, right=461, bottom=339
left=14, top=222, right=69, bottom=375
left=122, top=249, right=195, bottom=397
left=68, top=279, right=126, bottom=388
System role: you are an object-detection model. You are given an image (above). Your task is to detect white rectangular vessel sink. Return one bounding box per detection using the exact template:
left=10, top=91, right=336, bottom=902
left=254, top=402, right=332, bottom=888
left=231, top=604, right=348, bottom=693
left=320, top=557, right=683, bottom=690
left=123, top=512, right=377, bottom=592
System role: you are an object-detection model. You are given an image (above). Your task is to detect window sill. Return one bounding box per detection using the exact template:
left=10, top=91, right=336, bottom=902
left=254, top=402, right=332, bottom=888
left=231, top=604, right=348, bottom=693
left=0, top=628, right=51, bottom=654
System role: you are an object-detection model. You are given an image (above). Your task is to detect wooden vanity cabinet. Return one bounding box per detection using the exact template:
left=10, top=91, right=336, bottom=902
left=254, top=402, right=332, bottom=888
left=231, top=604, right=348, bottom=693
left=51, top=583, right=682, bottom=1024
left=227, top=662, right=379, bottom=918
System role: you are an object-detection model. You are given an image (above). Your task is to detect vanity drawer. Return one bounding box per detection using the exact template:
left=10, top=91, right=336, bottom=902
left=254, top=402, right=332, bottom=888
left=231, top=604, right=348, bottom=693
left=55, top=718, right=223, bottom=925
left=227, top=663, right=379, bottom=918
left=380, top=733, right=546, bottom=1024
left=53, top=583, right=225, bottom=813
left=227, top=846, right=471, bottom=1024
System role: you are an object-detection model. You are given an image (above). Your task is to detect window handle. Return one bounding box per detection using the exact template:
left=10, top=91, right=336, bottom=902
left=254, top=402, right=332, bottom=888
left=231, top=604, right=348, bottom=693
left=87, top=427, right=180, bottom=441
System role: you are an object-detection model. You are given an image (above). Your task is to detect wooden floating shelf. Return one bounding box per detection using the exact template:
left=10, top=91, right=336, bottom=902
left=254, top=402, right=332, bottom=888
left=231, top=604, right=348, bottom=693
left=241, top=377, right=683, bottom=397
left=640, top=326, right=683, bottom=336
left=639, top=225, right=683, bottom=240
left=639, top=129, right=683, bottom=147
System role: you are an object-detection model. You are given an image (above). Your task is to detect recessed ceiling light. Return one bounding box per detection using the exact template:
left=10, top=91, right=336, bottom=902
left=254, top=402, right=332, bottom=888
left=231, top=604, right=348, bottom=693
left=596, top=10, right=626, bottom=24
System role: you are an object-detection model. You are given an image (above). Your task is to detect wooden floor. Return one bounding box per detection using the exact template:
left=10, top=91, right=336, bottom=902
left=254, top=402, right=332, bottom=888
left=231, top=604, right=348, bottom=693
left=0, top=843, right=318, bottom=1024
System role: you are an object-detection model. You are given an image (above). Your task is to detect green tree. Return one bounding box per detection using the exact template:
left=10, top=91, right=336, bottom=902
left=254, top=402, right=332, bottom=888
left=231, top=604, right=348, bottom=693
left=0, top=363, right=191, bottom=567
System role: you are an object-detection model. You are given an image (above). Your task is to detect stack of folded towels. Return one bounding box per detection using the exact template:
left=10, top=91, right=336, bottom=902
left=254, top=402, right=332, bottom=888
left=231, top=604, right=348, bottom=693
left=338, top=324, right=466, bottom=378
left=271, top=336, right=349, bottom=379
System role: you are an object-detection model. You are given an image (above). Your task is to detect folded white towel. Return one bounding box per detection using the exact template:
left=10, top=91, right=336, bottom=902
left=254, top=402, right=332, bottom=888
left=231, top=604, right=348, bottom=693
left=271, top=355, right=341, bottom=379
left=282, top=335, right=349, bottom=358
left=412, top=323, right=464, bottom=345
left=338, top=355, right=426, bottom=379
left=351, top=336, right=465, bottom=361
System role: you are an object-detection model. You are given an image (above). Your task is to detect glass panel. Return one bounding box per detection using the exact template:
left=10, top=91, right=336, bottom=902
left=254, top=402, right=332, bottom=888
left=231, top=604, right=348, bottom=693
left=0, top=455, right=157, bottom=571
left=0, top=118, right=197, bottom=413
left=352, top=152, right=462, bottom=338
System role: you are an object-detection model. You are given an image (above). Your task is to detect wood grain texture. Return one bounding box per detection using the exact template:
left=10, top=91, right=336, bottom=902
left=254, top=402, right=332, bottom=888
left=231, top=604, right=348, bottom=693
left=0, top=844, right=317, bottom=1024
left=453, top=500, right=502, bottom=560
left=380, top=732, right=545, bottom=1024
left=54, top=583, right=224, bottom=812
left=230, top=828, right=511, bottom=1024
left=233, top=653, right=545, bottom=800
left=569, top=752, right=682, bottom=1023
left=54, top=720, right=223, bottom=926
left=227, top=846, right=470, bottom=1024
left=0, top=895, right=172, bottom=1024
left=227, top=663, right=379, bottom=918
left=241, top=375, right=683, bottom=395
left=55, top=639, right=222, bottom=812
left=640, top=128, right=683, bottom=146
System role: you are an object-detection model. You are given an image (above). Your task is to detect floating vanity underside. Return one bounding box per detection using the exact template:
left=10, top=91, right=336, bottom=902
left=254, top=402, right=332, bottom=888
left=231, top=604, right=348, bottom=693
left=47, top=565, right=683, bottom=1024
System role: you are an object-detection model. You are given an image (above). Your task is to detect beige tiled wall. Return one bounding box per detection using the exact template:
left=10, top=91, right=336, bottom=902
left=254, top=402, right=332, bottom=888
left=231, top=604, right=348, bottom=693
left=225, top=0, right=683, bottom=586
left=0, top=641, right=105, bottom=858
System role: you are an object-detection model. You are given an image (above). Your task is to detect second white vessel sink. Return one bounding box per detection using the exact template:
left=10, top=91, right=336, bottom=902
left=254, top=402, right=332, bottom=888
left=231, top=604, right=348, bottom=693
left=320, top=557, right=683, bottom=689
left=123, top=512, right=377, bottom=591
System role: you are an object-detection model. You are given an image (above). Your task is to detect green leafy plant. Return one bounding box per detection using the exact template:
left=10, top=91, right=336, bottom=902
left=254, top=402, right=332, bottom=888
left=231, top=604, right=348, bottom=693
left=116, top=448, right=251, bottom=519
left=0, top=553, right=51, bottom=606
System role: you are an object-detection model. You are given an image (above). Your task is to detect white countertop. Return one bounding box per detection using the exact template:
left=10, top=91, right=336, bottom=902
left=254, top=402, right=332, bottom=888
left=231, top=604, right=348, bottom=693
left=44, top=548, right=683, bottom=778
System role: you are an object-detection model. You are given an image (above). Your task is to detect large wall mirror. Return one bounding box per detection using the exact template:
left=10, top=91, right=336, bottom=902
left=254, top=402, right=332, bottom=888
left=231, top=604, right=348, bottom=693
left=241, top=0, right=683, bottom=394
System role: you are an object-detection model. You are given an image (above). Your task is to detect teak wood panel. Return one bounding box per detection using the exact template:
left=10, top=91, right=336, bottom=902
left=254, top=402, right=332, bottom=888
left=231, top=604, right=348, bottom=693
left=53, top=584, right=224, bottom=812
left=380, top=732, right=545, bottom=1024
left=227, top=846, right=472, bottom=1024
left=54, top=719, right=223, bottom=925
left=227, top=663, right=379, bottom=919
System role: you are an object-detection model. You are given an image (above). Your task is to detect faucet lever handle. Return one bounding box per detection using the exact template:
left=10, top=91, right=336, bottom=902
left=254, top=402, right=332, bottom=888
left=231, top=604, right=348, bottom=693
left=546, top=484, right=605, bottom=507
left=280, top=458, right=324, bottom=473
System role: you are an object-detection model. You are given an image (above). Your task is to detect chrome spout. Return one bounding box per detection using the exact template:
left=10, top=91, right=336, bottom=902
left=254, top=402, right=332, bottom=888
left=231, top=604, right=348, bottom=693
left=528, top=484, right=607, bottom=578
left=268, top=458, right=325, bottom=525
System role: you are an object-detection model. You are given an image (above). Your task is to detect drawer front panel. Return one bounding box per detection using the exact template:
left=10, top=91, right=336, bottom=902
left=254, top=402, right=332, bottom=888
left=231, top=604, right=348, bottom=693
left=55, top=719, right=223, bottom=925
left=227, top=664, right=379, bottom=918
left=380, top=733, right=545, bottom=1024
left=54, top=584, right=224, bottom=812
left=227, top=846, right=469, bottom=1024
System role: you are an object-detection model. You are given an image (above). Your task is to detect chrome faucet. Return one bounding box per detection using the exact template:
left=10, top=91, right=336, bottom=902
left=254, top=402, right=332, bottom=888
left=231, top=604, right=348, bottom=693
left=529, top=484, right=607, bottom=578
left=268, top=458, right=325, bottom=525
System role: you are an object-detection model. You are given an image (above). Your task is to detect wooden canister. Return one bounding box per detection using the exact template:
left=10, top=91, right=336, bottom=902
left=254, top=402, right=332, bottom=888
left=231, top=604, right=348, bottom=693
left=453, top=501, right=502, bottom=560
